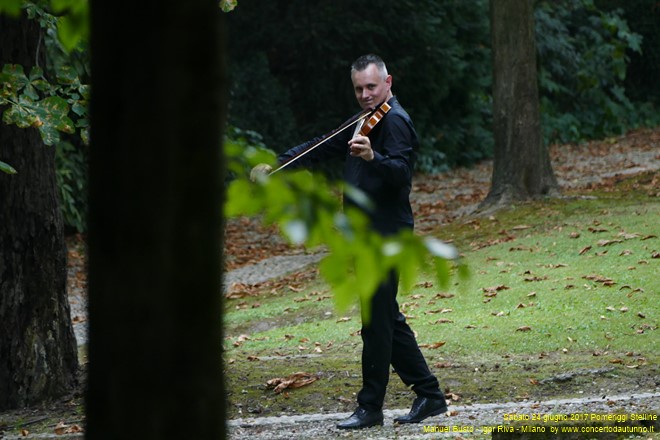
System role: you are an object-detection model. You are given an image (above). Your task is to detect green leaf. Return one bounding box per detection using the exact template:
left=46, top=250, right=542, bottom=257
left=2, top=103, right=36, bottom=129
left=433, top=257, right=450, bottom=289
left=220, top=0, right=237, bottom=12
left=51, top=0, right=89, bottom=52
left=0, top=160, right=17, bottom=174
left=37, top=122, right=61, bottom=146
left=23, top=84, right=39, bottom=101
left=224, top=179, right=260, bottom=217
left=29, top=66, right=44, bottom=80
left=55, top=65, right=78, bottom=85
left=72, top=101, right=86, bottom=117
left=0, top=0, right=22, bottom=16
left=1, top=64, right=29, bottom=93
left=320, top=252, right=355, bottom=312
left=35, top=96, right=75, bottom=136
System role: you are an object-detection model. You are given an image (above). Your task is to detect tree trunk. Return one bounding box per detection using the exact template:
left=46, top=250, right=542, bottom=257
left=86, top=2, right=227, bottom=439
left=481, top=0, right=559, bottom=209
left=0, top=13, right=79, bottom=410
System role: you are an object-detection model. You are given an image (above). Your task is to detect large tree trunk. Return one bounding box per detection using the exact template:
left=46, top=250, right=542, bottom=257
left=0, top=13, right=79, bottom=410
left=481, top=0, right=559, bottom=209
left=85, top=2, right=227, bottom=439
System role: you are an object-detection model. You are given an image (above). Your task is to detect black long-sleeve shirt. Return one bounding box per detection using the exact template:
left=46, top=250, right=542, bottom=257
left=277, top=96, right=417, bottom=235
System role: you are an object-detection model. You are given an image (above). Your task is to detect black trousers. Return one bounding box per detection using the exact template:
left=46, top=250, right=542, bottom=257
left=357, top=270, right=445, bottom=411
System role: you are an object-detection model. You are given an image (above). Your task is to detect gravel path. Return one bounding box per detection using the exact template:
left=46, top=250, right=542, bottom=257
left=228, top=392, right=660, bottom=439
left=3, top=394, right=657, bottom=439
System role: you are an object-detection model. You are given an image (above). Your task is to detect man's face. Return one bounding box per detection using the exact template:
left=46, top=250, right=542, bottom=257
left=351, top=63, right=392, bottom=111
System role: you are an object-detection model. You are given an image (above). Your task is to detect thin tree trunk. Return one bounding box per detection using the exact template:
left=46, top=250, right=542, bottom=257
left=0, top=13, right=78, bottom=410
left=481, top=0, right=559, bottom=209
left=86, top=2, right=227, bottom=439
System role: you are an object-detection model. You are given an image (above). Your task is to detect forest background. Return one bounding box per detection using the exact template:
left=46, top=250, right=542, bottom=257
left=4, top=0, right=657, bottom=233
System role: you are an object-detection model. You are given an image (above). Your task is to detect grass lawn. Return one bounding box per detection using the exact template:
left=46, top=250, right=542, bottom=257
left=224, top=172, right=659, bottom=419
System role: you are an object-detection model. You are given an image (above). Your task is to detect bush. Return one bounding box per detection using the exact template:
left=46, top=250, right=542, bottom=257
left=227, top=1, right=656, bottom=170
left=535, top=0, right=652, bottom=144
left=55, top=140, right=88, bottom=233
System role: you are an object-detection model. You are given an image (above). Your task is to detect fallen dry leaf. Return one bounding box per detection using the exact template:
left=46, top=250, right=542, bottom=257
left=524, top=275, right=547, bottom=282
left=426, top=308, right=453, bottom=314
left=597, top=239, right=623, bottom=247
left=446, top=392, right=461, bottom=401
left=582, top=273, right=616, bottom=285
left=266, top=372, right=318, bottom=393
left=434, top=362, right=453, bottom=368
left=421, top=341, right=447, bottom=349
left=512, top=224, right=531, bottom=230
left=54, top=422, right=83, bottom=435
left=434, top=292, right=455, bottom=299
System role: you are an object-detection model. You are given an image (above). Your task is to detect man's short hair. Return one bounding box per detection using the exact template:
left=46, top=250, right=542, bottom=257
left=351, top=54, right=388, bottom=79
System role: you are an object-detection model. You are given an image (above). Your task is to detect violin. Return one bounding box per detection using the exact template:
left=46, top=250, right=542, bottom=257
left=355, top=102, right=391, bottom=137
left=270, top=101, right=392, bottom=175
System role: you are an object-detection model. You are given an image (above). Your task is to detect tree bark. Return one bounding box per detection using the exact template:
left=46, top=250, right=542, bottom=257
left=86, top=2, right=227, bottom=439
left=481, top=0, right=559, bottom=209
left=0, top=13, right=79, bottom=410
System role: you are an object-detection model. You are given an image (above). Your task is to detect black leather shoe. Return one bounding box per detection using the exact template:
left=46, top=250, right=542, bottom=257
left=394, top=396, right=448, bottom=424
left=336, top=407, right=384, bottom=429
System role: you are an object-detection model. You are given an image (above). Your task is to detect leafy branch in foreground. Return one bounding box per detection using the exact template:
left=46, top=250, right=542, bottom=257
left=224, top=139, right=467, bottom=322
left=1, top=2, right=90, bottom=175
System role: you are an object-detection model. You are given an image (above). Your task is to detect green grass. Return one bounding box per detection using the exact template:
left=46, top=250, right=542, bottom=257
left=224, top=173, right=659, bottom=419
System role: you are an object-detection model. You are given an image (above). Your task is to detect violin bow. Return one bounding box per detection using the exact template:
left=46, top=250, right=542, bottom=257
left=269, top=104, right=384, bottom=175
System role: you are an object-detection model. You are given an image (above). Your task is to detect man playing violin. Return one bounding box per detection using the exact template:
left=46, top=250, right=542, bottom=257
left=252, top=54, right=448, bottom=430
